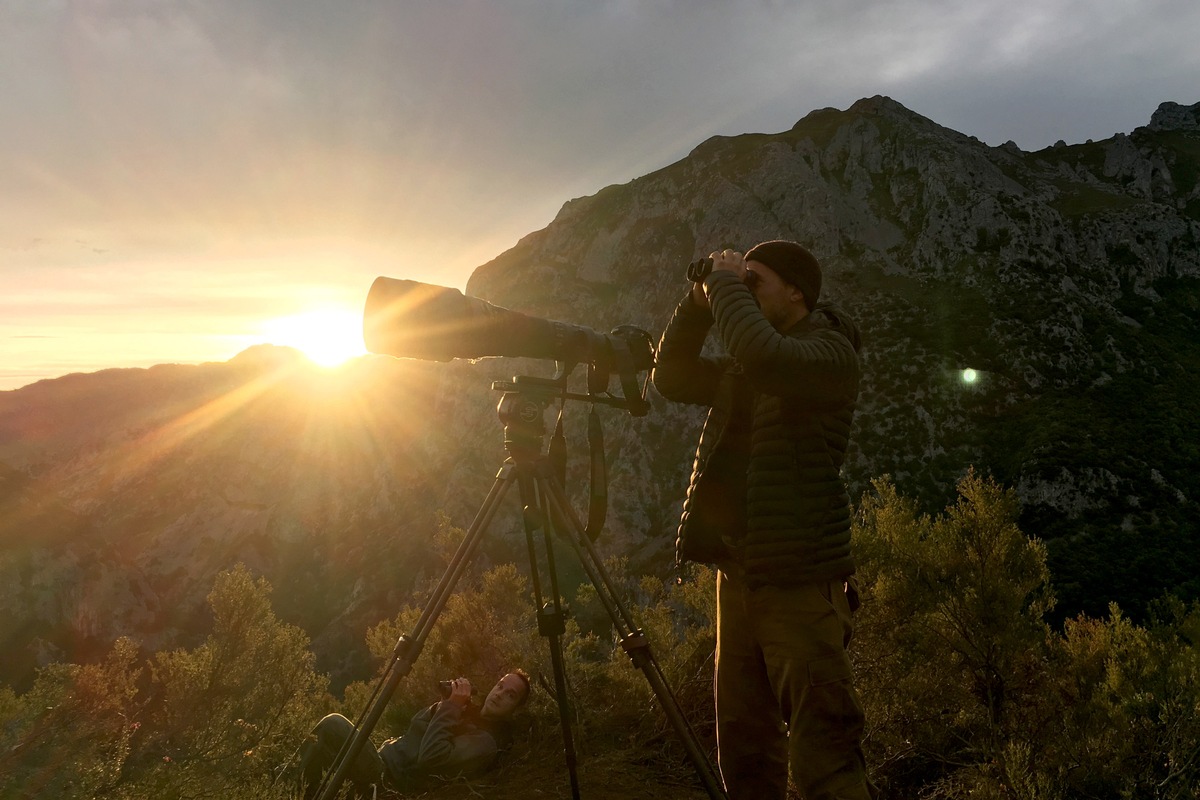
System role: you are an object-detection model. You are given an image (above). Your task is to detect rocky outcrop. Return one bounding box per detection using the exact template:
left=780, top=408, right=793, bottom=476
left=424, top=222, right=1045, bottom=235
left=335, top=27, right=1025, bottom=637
left=1148, top=101, right=1200, bottom=132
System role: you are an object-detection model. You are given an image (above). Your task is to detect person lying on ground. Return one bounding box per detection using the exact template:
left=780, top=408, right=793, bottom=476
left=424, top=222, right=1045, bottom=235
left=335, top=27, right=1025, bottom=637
left=298, top=669, right=531, bottom=798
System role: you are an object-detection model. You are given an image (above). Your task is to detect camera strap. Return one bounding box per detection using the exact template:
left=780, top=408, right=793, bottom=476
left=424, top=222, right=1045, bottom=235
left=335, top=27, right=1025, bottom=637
left=550, top=404, right=568, bottom=489
left=549, top=402, right=606, bottom=542
left=585, top=406, right=607, bottom=541
left=607, top=332, right=651, bottom=417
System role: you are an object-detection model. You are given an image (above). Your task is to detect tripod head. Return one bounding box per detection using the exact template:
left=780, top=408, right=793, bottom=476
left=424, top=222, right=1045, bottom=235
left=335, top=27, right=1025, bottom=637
left=495, top=377, right=557, bottom=458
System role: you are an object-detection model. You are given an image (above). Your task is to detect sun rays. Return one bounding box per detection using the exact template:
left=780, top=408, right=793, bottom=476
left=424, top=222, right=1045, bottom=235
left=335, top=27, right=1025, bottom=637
left=259, top=307, right=368, bottom=368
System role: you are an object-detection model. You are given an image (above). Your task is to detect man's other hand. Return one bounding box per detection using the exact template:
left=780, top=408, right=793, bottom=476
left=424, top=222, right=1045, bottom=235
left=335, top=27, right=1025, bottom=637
left=692, top=249, right=746, bottom=309
left=448, top=677, right=473, bottom=706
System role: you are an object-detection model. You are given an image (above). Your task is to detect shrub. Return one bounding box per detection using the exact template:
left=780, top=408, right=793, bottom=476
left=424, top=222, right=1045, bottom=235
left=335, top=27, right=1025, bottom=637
left=133, top=564, right=331, bottom=797
left=853, top=471, right=1058, bottom=798
left=0, top=637, right=141, bottom=797
left=0, top=565, right=331, bottom=800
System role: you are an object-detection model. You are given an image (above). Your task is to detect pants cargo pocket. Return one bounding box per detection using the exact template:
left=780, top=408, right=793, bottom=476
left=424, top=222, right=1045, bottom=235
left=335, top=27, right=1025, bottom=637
left=807, top=650, right=853, bottom=687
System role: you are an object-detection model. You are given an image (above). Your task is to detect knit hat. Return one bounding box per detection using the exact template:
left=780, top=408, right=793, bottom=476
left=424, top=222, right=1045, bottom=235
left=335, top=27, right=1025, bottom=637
left=744, top=240, right=822, bottom=311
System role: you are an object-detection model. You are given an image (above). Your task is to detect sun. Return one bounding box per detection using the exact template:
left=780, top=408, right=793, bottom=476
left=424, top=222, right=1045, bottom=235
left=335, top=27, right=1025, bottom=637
left=260, top=307, right=368, bottom=367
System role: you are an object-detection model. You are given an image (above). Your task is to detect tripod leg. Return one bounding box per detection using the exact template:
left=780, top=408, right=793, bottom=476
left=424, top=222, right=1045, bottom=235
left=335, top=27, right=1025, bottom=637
left=537, top=468, right=728, bottom=800
left=516, top=469, right=582, bottom=800
left=542, top=604, right=581, bottom=800
left=314, top=462, right=518, bottom=800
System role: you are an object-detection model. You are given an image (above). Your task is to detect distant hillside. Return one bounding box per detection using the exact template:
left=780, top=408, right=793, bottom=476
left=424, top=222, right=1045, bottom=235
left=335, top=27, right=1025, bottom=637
left=0, top=351, right=519, bottom=689
left=1, top=96, right=1198, bottom=692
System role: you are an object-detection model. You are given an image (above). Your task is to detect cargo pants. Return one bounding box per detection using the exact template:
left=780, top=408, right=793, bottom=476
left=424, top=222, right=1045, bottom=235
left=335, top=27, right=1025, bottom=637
left=297, top=713, right=384, bottom=799
left=715, top=571, right=877, bottom=800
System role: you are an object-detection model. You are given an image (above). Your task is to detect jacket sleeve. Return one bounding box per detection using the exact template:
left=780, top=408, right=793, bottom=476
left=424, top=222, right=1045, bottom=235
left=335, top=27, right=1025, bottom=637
left=651, top=288, right=730, bottom=405
left=413, top=702, right=498, bottom=776
left=706, top=271, right=858, bottom=404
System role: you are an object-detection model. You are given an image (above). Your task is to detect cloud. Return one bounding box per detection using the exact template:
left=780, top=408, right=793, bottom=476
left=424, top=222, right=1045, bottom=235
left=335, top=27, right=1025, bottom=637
left=7, top=1, right=1194, bottom=242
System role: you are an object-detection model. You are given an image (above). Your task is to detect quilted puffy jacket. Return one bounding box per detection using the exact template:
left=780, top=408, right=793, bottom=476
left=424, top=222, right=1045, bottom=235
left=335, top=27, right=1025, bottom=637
left=652, top=271, right=862, bottom=588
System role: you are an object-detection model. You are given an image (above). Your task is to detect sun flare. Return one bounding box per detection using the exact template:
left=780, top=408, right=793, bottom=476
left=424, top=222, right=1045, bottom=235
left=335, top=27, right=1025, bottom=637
left=260, top=307, right=368, bottom=367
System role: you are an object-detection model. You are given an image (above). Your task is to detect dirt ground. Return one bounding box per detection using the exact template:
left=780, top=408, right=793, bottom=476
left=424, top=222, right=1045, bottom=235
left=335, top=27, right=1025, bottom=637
left=387, top=746, right=718, bottom=800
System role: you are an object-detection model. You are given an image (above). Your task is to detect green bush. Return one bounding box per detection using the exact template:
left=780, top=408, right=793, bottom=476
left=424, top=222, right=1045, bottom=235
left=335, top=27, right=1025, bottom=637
left=0, top=565, right=330, bottom=800
left=561, top=560, right=717, bottom=761
left=853, top=471, right=1058, bottom=797
left=0, top=637, right=141, bottom=797
left=133, top=565, right=331, bottom=798
left=852, top=471, right=1200, bottom=799
left=1048, top=600, right=1200, bottom=799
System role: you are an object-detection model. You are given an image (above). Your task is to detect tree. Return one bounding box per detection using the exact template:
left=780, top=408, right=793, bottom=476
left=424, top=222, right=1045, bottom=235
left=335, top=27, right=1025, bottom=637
left=128, top=564, right=330, bottom=798
left=1050, top=599, right=1200, bottom=799
left=852, top=471, right=1057, bottom=798
left=0, top=637, right=142, bottom=798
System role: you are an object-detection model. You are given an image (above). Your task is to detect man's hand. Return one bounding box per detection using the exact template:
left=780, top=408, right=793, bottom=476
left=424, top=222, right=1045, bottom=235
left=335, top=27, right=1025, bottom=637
left=691, top=249, right=747, bottom=309
left=447, top=677, right=473, bottom=706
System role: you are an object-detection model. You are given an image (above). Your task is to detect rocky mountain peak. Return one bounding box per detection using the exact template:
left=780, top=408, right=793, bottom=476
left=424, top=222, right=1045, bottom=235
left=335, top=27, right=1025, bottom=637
left=846, top=93, right=932, bottom=123
left=1146, top=100, right=1200, bottom=132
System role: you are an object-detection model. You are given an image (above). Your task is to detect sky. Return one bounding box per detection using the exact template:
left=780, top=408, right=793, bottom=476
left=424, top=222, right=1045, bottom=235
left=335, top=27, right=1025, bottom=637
left=2, top=0, right=1197, bottom=391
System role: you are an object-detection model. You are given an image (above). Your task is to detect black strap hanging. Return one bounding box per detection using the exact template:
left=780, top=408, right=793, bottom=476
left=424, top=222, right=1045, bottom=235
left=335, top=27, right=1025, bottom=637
left=549, top=402, right=568, bottom=489
left=585, top=405, right=607, bottom=541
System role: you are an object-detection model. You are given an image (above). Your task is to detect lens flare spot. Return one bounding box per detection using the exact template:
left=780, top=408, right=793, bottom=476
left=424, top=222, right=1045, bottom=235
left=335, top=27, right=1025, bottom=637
left=260, top=307, right=367, bottom=367
left=961, top=368, right=978, bottom=384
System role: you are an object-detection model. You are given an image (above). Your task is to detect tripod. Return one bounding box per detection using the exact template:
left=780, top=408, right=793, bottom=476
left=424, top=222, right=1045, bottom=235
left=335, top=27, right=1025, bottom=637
left=314, top=376, right=726, bottom=800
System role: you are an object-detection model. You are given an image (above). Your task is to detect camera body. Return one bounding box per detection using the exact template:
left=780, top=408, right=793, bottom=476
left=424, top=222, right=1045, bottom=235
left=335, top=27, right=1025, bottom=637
left=438, top=680, right=478, bottom=698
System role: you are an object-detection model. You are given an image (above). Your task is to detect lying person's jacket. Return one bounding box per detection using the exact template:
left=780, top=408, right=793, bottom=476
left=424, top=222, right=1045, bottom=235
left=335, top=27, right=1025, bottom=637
left=378, top=699, right=513, bottom=790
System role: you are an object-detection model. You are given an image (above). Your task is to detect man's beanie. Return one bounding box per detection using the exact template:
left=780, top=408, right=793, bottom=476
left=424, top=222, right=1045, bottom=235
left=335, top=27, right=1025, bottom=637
left=745, top=240, right=822, bottom=311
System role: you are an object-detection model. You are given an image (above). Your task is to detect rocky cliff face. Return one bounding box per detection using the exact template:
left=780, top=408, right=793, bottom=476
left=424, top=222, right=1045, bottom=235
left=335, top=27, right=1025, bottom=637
left=2, top=97, right=1197, bottom=690
left=468, top=95, right=1200, bottom=615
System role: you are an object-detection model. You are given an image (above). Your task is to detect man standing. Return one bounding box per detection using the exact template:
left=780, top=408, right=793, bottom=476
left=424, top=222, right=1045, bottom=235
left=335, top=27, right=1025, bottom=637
left=299, top=670, right=531, bottom=798
left=653, top=242, right=875, bottom=800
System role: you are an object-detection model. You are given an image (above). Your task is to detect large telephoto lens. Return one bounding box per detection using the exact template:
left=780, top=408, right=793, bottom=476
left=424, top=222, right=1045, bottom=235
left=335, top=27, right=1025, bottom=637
left=363, top=278, right=605, bottom=365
